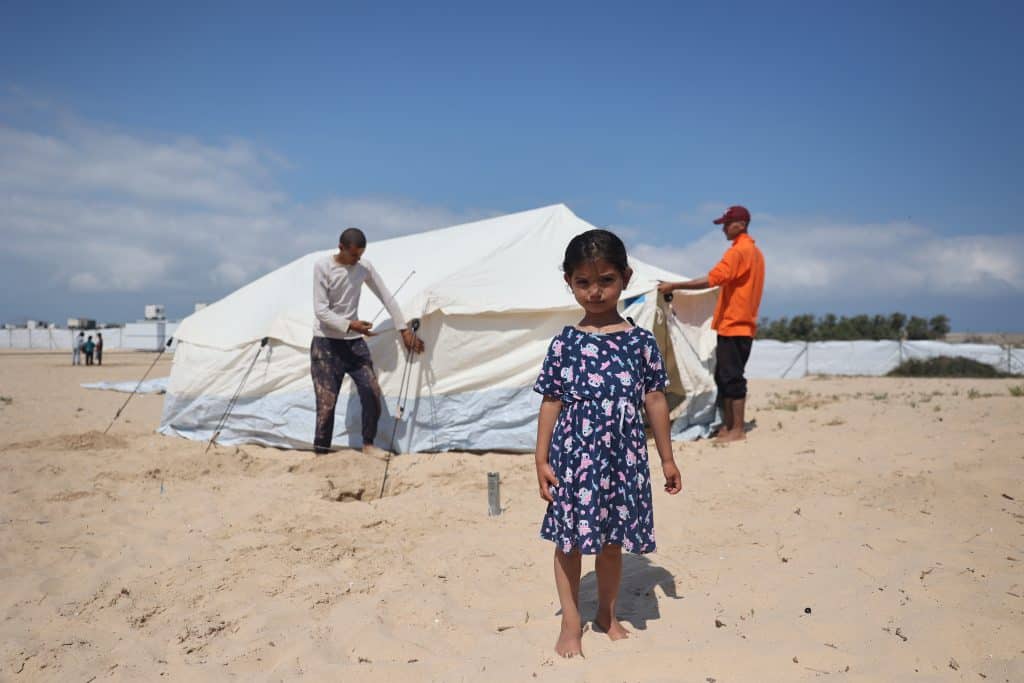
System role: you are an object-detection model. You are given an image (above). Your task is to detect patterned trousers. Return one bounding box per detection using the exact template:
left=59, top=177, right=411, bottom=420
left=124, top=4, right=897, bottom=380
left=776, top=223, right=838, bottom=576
left=310, top=337, right=382, bottom=453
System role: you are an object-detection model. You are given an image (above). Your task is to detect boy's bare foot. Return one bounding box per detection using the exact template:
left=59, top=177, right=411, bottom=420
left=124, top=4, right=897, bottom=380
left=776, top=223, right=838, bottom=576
left=594, top=611, right=630, bottom=640
left=716, top=428, right=746, bottom=443
left=361, top=444, right=391, bottom=460
left=555, top=618, right=584, bottom=658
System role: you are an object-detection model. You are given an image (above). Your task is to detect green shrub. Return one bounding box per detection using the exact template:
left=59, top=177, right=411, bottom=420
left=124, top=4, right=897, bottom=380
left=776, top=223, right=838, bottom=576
left=888, top=356, right=1009, bottom=378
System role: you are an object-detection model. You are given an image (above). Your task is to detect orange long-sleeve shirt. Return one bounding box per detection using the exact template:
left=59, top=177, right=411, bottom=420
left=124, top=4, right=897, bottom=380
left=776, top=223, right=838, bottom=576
left=707, top=233, right=765, bottom=337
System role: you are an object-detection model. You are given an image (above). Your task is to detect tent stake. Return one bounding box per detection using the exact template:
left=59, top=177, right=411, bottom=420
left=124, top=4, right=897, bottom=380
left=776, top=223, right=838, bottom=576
left=104, top=337, right=174, bottom=435
left=487, top=472, right=501, bottom=516
left=206, top=337, right=269, bottom=453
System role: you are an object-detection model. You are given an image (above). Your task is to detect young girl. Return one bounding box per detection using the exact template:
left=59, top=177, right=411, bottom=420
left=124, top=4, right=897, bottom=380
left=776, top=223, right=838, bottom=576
left=534, top=229, right=682, bottom=658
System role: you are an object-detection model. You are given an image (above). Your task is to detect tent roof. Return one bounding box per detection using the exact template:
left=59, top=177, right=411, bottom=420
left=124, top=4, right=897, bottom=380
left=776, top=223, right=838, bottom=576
left=175, top=204, right=693, bottom=349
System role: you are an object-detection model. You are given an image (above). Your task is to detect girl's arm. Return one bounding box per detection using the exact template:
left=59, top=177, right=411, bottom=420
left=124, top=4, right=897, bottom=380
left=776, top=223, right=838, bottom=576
left=535, top=396, right=563, bottom=502
left=644, top=390, right=682, bottom=494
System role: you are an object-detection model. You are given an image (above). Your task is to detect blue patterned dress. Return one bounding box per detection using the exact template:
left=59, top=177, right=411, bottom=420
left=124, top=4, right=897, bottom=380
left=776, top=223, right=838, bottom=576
left=534, top=326, right=668, bottom=555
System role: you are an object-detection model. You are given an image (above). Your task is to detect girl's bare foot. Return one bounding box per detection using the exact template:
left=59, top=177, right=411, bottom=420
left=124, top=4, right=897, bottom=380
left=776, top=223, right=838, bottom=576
left=555, top=618, right=584, bottom=658
left=594, top=610, right=630, bottom=640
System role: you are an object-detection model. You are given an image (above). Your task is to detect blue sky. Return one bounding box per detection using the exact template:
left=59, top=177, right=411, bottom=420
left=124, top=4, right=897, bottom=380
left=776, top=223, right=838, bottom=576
left=2, top=1, right=1022, bottom=330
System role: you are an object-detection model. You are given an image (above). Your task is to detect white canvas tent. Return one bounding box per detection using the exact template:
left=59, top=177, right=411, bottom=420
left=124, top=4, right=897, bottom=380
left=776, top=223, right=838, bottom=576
left=159, top=205, right=721, bottom=452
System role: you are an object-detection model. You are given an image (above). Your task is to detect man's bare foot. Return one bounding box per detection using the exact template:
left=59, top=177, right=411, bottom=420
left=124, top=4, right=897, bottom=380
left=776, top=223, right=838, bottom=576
left=361, top=444, right=391, bottom=460
left=594, top=611, right=630, bottom=640
left=555, top=619, right=584, bottom=658
left=716, top=428, right=746, bottom=443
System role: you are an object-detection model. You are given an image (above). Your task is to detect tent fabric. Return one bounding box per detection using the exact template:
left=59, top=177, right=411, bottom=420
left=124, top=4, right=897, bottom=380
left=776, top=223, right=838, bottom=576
left=82, top=377, right=169, bottom=394
left=159, top=204, right=721, bottom=452
left=173, top=205, right=692, bottom=350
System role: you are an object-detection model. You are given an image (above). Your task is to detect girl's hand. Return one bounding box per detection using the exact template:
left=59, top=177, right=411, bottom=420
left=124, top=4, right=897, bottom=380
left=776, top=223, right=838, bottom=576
left=536, top=462, right=559, bottom=503
left=661, top=460, right=682, bottom=495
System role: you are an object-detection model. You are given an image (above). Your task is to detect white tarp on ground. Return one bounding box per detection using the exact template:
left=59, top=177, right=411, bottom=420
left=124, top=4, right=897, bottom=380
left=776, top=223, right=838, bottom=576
left=81, top=377, right=169, bottom=394
left=158, top=205, right=721, bottom=452
left=747, top=340, right=1024, bottom=378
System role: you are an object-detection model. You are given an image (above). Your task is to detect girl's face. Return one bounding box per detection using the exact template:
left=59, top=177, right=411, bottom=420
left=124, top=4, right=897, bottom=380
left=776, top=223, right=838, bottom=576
left=564, top=258, right=632, bottom=316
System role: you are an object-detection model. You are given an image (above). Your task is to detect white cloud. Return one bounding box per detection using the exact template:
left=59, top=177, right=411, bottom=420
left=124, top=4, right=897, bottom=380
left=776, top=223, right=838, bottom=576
left=307, top=198, right=474, bottom=238
left=0, top=104, right=487, bottom=301
left=68, top=272, right=101, bottom=292
left=0, top=124, right=285, bottom=213
left=211, top=261, right=251, bottom=288
left=66, top=244, right=174, bottom=293
left=633, top=214, right=1024, bottom=302
left=4, top=96, right=1019, bottom=324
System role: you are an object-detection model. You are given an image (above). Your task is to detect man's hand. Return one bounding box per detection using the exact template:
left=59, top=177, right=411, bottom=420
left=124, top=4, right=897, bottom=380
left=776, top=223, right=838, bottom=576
left=660, top=276, right=712, bottom=293
left=536, top=462, right=559, bottom=502
left=350, top=320, right=375, bottom=336
left=401, top=329, right=425, bottom=353
left=657, top=281, right=677, bottom=296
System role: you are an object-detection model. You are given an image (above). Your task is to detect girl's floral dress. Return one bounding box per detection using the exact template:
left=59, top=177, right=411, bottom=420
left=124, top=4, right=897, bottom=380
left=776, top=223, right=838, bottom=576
left=534, top=326, right=668, bottom=554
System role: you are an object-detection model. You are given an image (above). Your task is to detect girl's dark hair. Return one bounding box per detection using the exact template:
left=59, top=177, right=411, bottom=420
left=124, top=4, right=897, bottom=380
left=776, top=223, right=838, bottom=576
left=562, top=229, right=629, bottom=276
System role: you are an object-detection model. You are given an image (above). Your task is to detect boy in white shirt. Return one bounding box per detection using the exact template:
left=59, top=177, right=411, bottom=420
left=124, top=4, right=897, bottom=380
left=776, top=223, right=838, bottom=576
left=311, top=227, right=424, bottom=455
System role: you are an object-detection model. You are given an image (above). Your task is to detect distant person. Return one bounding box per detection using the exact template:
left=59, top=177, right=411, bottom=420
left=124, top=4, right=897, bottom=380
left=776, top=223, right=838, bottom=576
left=96, top=332, right=104, bottom=366
left=658, top=205, right=765, bottom=442
left=534, top=229, right=682, bottom=658
left=73, top=331, right=84, bottom=366
left=84, top=335, right=96, bottom=365
left=311, top=227, right=425, bottom=456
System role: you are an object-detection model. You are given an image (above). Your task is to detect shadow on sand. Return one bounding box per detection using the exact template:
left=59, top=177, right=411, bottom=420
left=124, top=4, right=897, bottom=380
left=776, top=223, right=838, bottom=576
left=576, top=554, right=682, bottom=630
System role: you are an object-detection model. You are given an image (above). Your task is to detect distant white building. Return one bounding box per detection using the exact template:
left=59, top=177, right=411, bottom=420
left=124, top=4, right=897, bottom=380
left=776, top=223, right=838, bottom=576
left=144, top=304, right=166, bottom=320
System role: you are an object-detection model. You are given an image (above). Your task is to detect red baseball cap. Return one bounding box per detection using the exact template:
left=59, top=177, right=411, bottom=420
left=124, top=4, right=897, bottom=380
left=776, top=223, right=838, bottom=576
left=713, top=205, right=751, bottom=225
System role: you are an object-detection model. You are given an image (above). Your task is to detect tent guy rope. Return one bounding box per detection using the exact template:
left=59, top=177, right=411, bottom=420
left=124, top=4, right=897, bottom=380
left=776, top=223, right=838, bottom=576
left=206, top=337, right=269, bottom=453
left=369, top=269, right=416, bottom=325
left=104, top=337, right=173, bottom=435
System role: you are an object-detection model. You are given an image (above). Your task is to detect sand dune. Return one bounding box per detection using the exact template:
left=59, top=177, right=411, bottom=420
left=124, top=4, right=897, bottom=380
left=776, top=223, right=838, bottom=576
left=1, top=351, right=1022, bottom=681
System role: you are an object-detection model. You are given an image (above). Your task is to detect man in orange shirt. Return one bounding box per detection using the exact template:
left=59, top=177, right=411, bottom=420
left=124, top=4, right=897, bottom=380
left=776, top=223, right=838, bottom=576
left=657, top=205, right=765, bottom=442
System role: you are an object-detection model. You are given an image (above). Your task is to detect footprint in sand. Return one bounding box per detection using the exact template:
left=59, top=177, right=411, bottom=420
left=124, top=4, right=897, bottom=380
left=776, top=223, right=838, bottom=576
left=321, top=479, right=366, bottom=502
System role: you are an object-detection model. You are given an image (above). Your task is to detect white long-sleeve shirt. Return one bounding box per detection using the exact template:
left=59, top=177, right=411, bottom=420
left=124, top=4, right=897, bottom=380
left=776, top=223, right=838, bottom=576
left=312, top=255, right=408, bottom=341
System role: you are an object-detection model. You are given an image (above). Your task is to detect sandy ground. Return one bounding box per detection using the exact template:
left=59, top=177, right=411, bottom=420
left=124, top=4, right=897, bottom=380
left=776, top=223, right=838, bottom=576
left=1, top=350, right=1022, bottom=682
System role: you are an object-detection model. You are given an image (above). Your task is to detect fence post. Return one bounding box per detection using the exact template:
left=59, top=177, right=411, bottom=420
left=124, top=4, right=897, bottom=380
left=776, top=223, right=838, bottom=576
left=1008, top=345, right=1013, bottom=374
left=898, top=339, right=904, bottom=363
left=804, top=341, right=810, bottom=376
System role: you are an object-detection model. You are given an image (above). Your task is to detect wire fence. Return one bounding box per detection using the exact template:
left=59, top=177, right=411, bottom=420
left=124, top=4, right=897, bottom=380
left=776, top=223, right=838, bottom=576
left=747, top=339, right=1024, bottom=378
left=0, top=323, right=178, bottom=352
